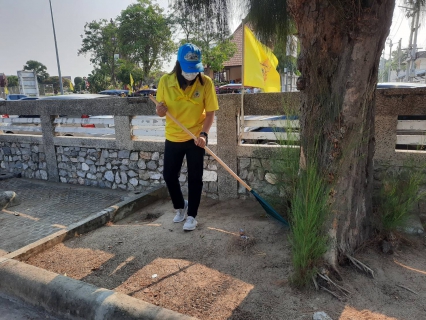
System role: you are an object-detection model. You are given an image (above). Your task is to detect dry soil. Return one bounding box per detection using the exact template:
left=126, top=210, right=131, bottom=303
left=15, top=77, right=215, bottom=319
left=25, top=197, right=426, bottom=320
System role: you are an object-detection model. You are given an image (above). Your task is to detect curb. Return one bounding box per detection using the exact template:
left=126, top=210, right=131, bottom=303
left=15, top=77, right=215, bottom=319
left=5, top=185, right=168, bottom=261
left=0, top=258, right=197, bottom=320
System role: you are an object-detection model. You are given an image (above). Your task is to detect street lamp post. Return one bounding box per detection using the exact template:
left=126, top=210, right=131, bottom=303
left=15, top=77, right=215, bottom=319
left=49, top=0, right=64, bottom=95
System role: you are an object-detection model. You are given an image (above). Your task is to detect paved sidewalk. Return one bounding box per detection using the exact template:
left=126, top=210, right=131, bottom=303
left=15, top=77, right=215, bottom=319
left=0, top=177, right=194, bottom=319
left=0, top=178, right=129, bottom=256
left=0, top=292, right=62, bottom=320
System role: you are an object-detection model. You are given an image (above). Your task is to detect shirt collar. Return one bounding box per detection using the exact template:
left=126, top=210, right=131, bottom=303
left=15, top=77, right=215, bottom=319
left=168, top=73, right=199, bottom=105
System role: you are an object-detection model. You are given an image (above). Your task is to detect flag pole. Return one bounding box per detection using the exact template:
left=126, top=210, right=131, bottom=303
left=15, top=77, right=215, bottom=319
left=238, top=20, right=245, bottom=145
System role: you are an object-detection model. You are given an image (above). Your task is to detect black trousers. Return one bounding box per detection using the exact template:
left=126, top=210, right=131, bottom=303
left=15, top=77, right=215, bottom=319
left=163, top=139, right=205, bottom=218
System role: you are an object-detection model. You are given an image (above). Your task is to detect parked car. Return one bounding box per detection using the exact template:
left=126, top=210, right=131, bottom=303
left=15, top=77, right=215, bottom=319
left=131, top=89, right=157, bottom=97
left=218, top=83, right=254, bottom=94
left=98, top=89, right=129, bottom=97
left=18, top=97, right=39, bottom=101
left=6, top=94, right=29, bottom=100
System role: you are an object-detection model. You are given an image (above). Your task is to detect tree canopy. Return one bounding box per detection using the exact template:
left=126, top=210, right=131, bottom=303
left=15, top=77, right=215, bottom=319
left=6, top=75, right=19, bottom=87
left=117, top=0, right=175, bottom=81
left=78, top=19, right=120, bottom=85
left=79, top=0, right=175, bottom=88
left=44, top=76, right=72, bottom=94
left=23, top=60, right=50, bottom=83
left=169, top=2, right=237, bottom=72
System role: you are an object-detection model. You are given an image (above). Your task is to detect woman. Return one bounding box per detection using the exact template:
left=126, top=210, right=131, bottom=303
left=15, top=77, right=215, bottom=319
left=155, top=43, right=219, bottom=231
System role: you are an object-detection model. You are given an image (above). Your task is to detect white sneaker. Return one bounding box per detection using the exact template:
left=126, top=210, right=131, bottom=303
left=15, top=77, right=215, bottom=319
left=183, top=216, right=197, bottom=231
left=173, top=200, right=188, bottom=223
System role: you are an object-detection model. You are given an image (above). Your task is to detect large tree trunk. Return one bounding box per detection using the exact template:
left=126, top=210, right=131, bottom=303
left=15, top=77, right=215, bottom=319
left=288, top=0, right=395, bottom=266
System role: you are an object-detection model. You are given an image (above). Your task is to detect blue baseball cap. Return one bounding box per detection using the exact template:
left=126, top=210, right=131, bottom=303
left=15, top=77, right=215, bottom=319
left=177, top=43, right=204, bottom=73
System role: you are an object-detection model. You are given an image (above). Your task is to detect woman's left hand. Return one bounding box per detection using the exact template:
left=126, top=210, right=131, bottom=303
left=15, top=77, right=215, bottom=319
left=195, top=136, right=207, bottom=148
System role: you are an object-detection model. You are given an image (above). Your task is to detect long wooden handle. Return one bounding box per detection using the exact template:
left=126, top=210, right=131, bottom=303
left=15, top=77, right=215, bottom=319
left=149, top=95, right=252, bottom=191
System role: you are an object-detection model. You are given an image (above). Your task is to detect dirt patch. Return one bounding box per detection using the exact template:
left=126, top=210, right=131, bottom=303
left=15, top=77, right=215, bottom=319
left=25, top=197, right=426, bottom=320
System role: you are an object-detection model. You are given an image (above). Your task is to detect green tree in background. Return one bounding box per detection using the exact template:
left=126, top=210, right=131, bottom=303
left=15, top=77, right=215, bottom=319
left=117, top=0, right=175, bottom=82
left=78, top=19, right=120, bottom=86
left=170, top=3, right=236, bottom=73
left=74, top=77, right=84, bottom=92
left=87, top=68, right=111, bottom=93
left=6, top=75, right=19, bottom=87
left=44, top=76, right=72, bottom=94
left=116, top=59, right=143, bottom=88
left=23, top=60, right=50, bottom=83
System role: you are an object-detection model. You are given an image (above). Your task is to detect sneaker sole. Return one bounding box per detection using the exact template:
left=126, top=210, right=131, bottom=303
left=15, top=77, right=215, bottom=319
left=183, top=223, right=197, bottom=231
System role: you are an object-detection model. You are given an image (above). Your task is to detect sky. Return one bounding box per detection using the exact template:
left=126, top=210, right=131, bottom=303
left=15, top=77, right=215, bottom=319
left=0, top=1, right=424, bottom=80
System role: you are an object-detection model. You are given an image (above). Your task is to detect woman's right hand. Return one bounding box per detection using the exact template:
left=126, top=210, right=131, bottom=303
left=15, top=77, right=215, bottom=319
left=156, top=102, right=168, bottom=117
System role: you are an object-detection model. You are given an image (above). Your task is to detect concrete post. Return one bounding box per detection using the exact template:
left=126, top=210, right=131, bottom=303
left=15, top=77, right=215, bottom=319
left=40, top=115, right=59, bottom=182
left=114, top=116, right=133, bottom=150
left=216, top=95, right=239, bottom=200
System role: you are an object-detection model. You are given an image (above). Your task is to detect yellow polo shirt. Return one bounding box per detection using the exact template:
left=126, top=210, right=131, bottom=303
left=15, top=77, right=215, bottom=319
left=156, top=73, right=219, bottom=142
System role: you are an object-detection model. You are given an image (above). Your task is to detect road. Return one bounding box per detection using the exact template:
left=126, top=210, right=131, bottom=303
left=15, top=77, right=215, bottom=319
left=0, top=292, right=63, bottom=320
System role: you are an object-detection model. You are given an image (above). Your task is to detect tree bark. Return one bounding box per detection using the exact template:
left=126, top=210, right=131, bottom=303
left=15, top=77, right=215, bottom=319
left=288, top=0, right=395, bottom=266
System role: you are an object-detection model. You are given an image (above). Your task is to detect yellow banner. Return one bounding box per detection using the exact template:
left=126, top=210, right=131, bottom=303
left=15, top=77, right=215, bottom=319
left=243, top=26, right=280, bottom=92
left=129, top=73, right=134, bottom=94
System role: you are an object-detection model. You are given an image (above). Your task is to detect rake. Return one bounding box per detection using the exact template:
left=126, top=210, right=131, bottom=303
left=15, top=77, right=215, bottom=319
left=149, top=95, right=289, bottom=226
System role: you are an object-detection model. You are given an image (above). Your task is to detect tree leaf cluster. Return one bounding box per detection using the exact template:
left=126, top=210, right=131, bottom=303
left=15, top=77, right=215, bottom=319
left=23, top=60, right=50, bottom=83
left=169, top=2, right=236, bottom=72
left=79, top=0, right=175, bottom=91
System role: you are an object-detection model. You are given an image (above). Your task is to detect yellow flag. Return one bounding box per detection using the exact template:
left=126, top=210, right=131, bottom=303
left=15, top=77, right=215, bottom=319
left=243, top=26, right=280, bottom=92
left=5, top=87, right=9, bottom=95
left=129, top=73, right=134, bottom=95
left=69, top=81, right=74, bottom=91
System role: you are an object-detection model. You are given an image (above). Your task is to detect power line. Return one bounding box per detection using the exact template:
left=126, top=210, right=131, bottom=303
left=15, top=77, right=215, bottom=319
left=389, top=9, right=403, bottom=39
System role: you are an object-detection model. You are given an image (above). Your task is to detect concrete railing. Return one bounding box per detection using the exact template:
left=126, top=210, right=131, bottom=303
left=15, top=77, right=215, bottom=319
left=1, top=89, right=426, bottom=200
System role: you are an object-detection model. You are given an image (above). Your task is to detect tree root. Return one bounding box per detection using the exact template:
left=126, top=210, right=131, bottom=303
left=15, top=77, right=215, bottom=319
left=346, top=254, right=375, bottom=278
left=312, top=255, right=374, bottom=301
left=313, top=269, right=351, bottom=301
left=319, top=286, right=345, bottom=301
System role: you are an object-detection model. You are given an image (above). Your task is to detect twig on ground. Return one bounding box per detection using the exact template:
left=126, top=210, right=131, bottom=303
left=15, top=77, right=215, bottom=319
left=317, top=272, right=351, bottom=296
left=396, top=284, right=418, bottom=295
left=346, top=254, right=375, bottom=278
left=319, top=285, right=344, bottom=301
left=312, top=275, right=319, bottom=291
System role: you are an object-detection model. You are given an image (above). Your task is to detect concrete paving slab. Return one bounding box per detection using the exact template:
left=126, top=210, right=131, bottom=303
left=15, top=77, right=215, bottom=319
left=0, top=292, right=62, bottom=320
left=0, top=178, right=130, bottom=256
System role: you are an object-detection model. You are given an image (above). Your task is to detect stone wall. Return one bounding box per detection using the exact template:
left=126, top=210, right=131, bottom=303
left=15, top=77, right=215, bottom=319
left=2, top=89, right=426, bottom=201
left=237, top=157, right=281, bottom=198
left=1, top=142, right=220, bottom=198
left=56, top=146, right=220, bottom=198
left=0, top=142, right=47, bottom=180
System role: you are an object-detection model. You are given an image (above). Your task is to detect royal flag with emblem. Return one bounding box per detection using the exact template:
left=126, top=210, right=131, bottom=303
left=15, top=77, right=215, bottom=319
left=129, top=73, right=134, bottom=95
left=243, top=26, right=280, bottom=92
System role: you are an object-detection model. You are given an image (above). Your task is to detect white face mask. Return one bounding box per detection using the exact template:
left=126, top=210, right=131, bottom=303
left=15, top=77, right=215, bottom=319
left=182, top=71, right=198, bottom=81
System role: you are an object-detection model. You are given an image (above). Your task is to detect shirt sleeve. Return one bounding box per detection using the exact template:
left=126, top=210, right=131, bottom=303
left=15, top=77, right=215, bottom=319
left=156, top=76, right=165, bottom=103
left=203, top=76, right=219, bottom=112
